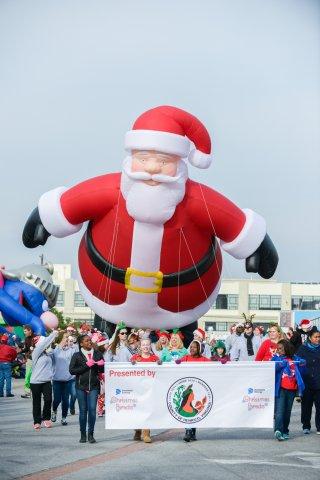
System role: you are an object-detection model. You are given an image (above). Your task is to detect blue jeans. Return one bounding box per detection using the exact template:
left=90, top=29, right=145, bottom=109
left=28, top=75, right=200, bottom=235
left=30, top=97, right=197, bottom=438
left=274, top=388, right=296, bottom=434
left=76, top=388, right=99, bottom=434
left=69, top=379, right=77, bottom=411
left=52, top=380, right=71, bottom=418
left=0, top=362, right=12, bottom=395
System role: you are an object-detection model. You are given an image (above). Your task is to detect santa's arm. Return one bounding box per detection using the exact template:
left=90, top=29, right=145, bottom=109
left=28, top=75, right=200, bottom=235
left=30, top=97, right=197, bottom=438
left=189, top=182, right=278, bottom=279
left=22, top=173, right=120, bottom=248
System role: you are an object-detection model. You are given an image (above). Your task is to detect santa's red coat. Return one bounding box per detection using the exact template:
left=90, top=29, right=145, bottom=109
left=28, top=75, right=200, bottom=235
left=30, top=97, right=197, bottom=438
left=38, top=173, right=266, bottom=328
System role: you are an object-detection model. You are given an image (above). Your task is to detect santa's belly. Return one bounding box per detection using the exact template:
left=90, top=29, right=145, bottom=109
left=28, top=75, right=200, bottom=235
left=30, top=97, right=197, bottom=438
left=78, top=226, right=223, bottom=328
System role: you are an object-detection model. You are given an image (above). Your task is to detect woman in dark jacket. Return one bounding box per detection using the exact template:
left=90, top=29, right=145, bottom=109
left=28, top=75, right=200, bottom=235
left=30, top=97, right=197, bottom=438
left=69, top=334, right=104, bottom=443
left=296, top=329, right=320, bottom=435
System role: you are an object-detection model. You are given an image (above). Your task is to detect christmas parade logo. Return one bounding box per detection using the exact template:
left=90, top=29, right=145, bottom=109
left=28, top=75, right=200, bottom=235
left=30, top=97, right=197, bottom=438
left=167, top=377, right=213, bottom=424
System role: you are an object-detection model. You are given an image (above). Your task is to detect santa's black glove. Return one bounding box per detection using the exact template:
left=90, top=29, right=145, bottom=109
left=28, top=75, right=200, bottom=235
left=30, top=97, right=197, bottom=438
left=245, top=234, right=278, bottom=279
left=22, top=207, right=51, bottom=248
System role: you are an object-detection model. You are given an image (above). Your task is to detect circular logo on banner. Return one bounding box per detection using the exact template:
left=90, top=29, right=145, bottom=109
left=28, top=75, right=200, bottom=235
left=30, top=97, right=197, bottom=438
left=166, top=377, right=213, bottom=424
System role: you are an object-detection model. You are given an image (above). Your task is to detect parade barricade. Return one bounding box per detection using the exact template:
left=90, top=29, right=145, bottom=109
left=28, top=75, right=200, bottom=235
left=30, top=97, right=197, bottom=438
left=105, top=362, right=275, bottom=429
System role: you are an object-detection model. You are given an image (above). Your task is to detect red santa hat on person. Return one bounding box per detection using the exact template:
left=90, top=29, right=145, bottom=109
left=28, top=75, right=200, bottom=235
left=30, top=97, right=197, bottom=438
left=193, top=328, right=206, bottom=341
left=299, top=319, right=314, bottom=332
left=125, top=106, right=212, bottom=169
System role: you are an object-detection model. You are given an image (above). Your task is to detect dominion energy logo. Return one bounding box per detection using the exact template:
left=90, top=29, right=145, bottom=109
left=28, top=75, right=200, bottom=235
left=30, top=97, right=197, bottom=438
left=167, top=377, right=213, bottom=424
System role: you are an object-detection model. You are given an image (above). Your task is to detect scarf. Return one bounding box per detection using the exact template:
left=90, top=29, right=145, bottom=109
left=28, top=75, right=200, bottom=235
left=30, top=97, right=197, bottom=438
left=81, top=348, right=94, bottom=359
left=244, top=332, right=254, bottom=356
left=306, top=342, right=320, bottom=351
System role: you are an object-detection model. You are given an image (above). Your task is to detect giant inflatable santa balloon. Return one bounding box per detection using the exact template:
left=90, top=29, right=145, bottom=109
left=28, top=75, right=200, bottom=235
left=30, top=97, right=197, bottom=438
left=23, top=106, right=278, bottom=338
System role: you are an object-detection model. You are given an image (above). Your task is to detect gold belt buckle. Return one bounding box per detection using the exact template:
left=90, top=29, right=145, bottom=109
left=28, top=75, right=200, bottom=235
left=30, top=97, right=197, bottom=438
left=124, top=268, right=163, bottom=294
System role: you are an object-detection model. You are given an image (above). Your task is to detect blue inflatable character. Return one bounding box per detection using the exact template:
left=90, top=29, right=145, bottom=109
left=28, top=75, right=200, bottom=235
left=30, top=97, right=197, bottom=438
left=0, top=262, right=59, bottom=335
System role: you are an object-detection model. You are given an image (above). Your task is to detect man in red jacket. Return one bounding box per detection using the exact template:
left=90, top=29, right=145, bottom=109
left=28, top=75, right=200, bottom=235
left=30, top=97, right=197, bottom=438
left=0, top=334, right=17, bottom=397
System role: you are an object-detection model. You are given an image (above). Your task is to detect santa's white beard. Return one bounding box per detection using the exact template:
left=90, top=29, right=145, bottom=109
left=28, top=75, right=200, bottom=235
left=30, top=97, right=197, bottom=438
left=120, top=156, right=188, bottom=224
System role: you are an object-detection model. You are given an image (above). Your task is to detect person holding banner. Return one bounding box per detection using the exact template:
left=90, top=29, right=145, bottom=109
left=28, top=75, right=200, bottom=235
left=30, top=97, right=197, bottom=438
left=255, top=323, right=283, bottom=361
left=131, top=338, right=160, bottom=443
left=161, top=330, right=188, bottom=363
left=152, top=330, right=170, bottom=355
left=176, top=340, right=210, bottom=442
left=271, top=339, right=305, bottom=441
left=108, top=322, right=130, bottom=361
left=296, top=329, right=320, bottom=435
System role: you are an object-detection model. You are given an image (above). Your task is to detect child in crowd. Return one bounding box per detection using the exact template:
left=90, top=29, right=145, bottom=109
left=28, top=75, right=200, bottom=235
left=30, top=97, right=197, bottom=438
left=30, top=331, right=58, bottom=430
left=176, top=341, right=209, bottom=442
left=131, top=338, right=160, bottom=443
left=161, top=330, right=188, bottom=363
left=152, top=330, right=170, bottom=354
left=192, top=328, right=211, bottom=358
left=211, top=340, right=230, bottom=364
left=271, top=339, right=305, bottom=441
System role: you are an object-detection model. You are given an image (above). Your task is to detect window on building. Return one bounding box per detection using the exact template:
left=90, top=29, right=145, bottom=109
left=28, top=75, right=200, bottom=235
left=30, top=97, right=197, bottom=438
left=249, top=295, right=281, bottom=310
left=216, top=322, right=228, bottom=331
left=291, top=296, right=320, bottom=310
left=74, top=292, right=86, bottom=307
left=55, top=291, right=65, bottom=307
left=205, top=322, right=216, bottom=331
left=212, top=294, right=238, bottom=310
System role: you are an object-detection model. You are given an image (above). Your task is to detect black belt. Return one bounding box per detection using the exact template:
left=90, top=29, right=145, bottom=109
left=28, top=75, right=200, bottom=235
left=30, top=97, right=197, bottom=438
left=84, top=223, right=217, bottom=293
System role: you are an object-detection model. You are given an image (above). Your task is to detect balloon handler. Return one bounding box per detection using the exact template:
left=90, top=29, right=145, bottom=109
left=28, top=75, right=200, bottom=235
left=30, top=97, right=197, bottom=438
left=22, top=106, right=278, bottom=343
left=0, top=262, right=59, bottom=336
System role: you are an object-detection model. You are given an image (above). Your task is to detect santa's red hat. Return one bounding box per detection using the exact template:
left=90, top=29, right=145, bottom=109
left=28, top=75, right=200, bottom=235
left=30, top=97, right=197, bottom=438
left=299, top=319, right=314, bottom=332
left=125, top=106, right=212, bottom=169
left=193, top=328, right=206, bottom=340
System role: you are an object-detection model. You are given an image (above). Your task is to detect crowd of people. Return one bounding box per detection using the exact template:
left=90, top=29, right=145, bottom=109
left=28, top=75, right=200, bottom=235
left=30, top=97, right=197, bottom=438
left=0, top=318, right=319, bottom=444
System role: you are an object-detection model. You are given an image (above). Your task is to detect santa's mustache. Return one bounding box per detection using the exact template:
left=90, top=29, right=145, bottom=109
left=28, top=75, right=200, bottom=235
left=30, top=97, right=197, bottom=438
left=124, top=167, right=182, bottom=184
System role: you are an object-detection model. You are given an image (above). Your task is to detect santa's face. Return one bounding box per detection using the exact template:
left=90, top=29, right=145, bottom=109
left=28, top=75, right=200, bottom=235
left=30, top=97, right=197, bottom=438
left=121, top=154, right=188, bottom=224
left=131, top=150, right=179, bottom=186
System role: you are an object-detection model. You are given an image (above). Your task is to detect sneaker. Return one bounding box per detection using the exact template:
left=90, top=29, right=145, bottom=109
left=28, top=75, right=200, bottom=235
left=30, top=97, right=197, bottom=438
left=51, top=411, right=57, bottom=422
left=21, top=393, right=31, bottom=399
left=33, top=423, right=41, bottom=430
left=61, top=418, right=68, bottom=426
left=70, top=408, right=75, bottom=415
left=274, top=430, right=285, bottom=441
left=303, top=429, right=311, bottom=434
left=283, top=433, right=289, bottom=440
left=42, top=420, right=52, bottom=428
left=6, top=393, right=14, bottom=397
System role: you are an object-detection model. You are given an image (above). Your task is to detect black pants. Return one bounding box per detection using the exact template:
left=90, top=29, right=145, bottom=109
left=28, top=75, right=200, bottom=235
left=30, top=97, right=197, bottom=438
left=301, top=387, right=320, bottom=431
left=30, top=382, right=52, bottom=425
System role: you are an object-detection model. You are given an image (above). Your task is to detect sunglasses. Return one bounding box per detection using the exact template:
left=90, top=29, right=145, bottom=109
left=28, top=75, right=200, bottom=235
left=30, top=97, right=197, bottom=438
left=119, top=331, right=127, bottom=335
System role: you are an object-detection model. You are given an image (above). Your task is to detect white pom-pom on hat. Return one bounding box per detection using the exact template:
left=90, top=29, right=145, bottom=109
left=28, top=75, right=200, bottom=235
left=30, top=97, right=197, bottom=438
left=188, top=149, right=212, bottom=169
left=125, top=105, right=212, bottom=169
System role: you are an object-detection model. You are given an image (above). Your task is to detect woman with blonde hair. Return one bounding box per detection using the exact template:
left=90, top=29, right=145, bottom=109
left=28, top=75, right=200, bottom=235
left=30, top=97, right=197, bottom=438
left=152, top=330, right=170, bottom=354
left=161, top=329, right=188, bottom=363
left=255, top=323, right=283, bottom=361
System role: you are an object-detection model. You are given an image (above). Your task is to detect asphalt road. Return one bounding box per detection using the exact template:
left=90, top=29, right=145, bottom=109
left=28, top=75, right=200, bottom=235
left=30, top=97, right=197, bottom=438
left=1, top=379, right=319, bottom=480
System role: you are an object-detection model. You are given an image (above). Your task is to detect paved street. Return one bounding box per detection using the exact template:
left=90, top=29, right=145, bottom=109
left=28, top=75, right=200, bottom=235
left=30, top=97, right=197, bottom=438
left=1, top=379, right=319, bottom=480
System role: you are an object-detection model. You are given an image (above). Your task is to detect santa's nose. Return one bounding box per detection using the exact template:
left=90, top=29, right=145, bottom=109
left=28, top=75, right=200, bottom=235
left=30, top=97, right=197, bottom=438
left=144, top=159, right=161, bottom=174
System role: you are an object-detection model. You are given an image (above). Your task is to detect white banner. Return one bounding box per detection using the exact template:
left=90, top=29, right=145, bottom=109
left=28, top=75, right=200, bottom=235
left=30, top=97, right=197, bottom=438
left=105, top=362, right=275, bottom=429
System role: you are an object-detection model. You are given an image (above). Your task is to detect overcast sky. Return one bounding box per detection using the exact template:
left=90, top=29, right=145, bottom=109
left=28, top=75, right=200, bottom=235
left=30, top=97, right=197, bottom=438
left=0, top=0, right=319, bottom=283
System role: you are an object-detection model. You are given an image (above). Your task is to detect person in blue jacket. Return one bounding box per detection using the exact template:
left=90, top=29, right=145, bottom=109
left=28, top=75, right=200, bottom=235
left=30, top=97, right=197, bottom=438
left=271, top=339, right=305, bottom=441
left=297, top=328, right=320, bottom=435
